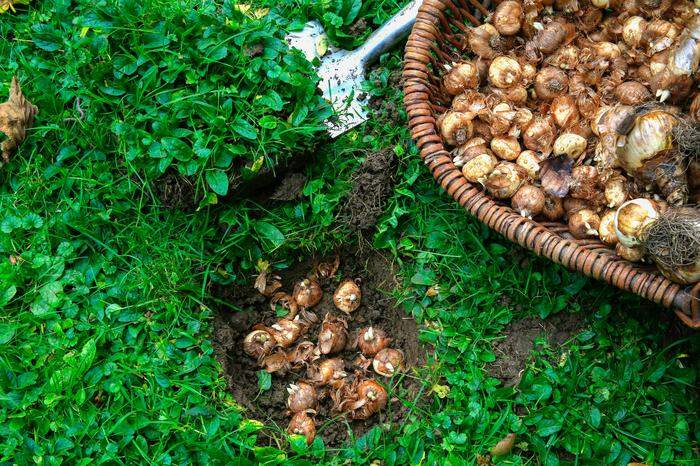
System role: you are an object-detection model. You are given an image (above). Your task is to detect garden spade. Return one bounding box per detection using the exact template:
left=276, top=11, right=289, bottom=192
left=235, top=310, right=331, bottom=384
left=286, top=0, right=422, bottom=137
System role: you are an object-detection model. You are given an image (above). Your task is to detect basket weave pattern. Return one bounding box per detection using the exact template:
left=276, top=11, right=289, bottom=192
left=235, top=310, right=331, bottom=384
left=402, top=0, right=700, bottom=327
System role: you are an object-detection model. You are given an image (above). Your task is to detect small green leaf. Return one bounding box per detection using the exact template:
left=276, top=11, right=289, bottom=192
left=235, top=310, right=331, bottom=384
left=257, top=370, right=271, bottom=392
left=254, top=222, right=285, bottom=248
left=205, top=169, right=229, bottom=196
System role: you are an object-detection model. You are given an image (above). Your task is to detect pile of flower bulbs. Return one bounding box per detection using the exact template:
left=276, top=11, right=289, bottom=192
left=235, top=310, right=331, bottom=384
left=439, top=0, right=700, bottom=285
left=243, top=258, right=406, bottom=445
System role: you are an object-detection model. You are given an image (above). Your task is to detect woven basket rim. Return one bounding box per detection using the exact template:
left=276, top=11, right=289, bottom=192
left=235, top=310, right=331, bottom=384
left=401, top=0, right=700, bottom=328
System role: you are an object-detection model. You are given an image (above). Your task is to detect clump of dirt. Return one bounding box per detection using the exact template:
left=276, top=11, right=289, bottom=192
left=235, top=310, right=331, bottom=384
left=348, top=18, right=369, bottom=37
left=488, top=312, right=585, bottom=387
left=156, top=170, right=196, bottom=210
left=269, top=172, right=307, bottom=201
left=341, top=149, right=397, bottom=232
left=212, top=250, right=427, bottom=448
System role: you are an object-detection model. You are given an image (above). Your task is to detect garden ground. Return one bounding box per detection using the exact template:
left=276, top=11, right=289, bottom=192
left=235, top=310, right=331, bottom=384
left=0, top=1, right=698, bottom=465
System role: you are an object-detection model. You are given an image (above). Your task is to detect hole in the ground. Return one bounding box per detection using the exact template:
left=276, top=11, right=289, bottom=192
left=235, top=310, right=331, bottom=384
left=212, top=250, right=428, bottom=448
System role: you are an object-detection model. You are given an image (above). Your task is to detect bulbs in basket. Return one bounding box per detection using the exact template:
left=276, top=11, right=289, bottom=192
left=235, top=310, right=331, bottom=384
left=491, top=1, right=523, bottom=36
left=598, top=211, right=619, bottom=246
left=438, top=111, right=474, bottom=146
left=491, top=136, right=521, bottom=160
left=523, top=117, right=556, bottom=156
left=614, top=198, right=663, bottom=248
left=568, top=209, right=601, bottom=239
left=516, top=150, right=542, bottom=179
left=458, top=144, right=499, bottom=184
left=614, top=81, right=651, bottom=106
left=535, top=67, right=569, bottom=101
left=485, top=162, right=527, bottom=199
left=640, top=208, right=700, bottom=285
left=489, top=57, right=523, bottom=88
left=512, top=184, right=545, bottom=218
left=469, top=24, right=502, bottom=59
left=616, top=107, right=690, bottom=205
left=444, top=62, right=480, bottom=95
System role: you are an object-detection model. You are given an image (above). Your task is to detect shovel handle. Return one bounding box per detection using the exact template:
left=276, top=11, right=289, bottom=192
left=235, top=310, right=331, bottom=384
left=354, top=0, right=422, bottom=67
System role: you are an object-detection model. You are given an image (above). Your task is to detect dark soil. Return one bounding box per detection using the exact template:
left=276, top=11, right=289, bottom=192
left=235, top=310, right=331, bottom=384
left=212, top=250, right=427, bottom=448
left=269, top=172, right=307, bottom=201
left=348, top=18, right=369, bottom=37
left=488, top=313, right=585, bottom=387
left=155, top=170, right=196, bottom=210
left=368, top=69, right=402, bottom=122
left=341, top=149, right=397, bottom=232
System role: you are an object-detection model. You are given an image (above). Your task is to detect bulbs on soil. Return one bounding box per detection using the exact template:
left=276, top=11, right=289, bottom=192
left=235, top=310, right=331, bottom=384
left=307, top=358, right=347, bottom=387
left=287, top=381, right=318, bottom=413
left=372, top=348, right=405, bottom=377
left=243, top=329, right=275, bottom=360
left=293, top=278, right=322, bottom=308
left=333, top=279, right=362, bottom=313
left=318, top=314, right=348, bottom=355
left=287, top=412, right=316, bottom=445
left=357, top=327, right=391, bottom=357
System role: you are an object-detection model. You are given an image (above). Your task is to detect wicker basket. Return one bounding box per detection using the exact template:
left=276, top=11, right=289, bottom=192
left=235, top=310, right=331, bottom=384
left=402, top=0, right=700, bottom=327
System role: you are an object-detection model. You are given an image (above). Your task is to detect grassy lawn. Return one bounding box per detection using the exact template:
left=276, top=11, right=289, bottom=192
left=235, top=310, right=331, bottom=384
left=0, top=1, right=698, bottom=465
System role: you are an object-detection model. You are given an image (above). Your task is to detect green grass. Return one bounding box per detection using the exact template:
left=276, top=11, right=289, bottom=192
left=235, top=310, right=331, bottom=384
left=1, top=0, right=698, bottom=465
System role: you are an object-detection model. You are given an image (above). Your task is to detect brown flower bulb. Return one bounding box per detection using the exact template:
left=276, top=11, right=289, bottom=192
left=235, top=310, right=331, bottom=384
left=287, top=381, right=318, bottom=413
left=438, top=110, right=475, bottom=146
left=261, top=351, right=291, bottom=374
left=614, top=82, right=651, bottom=106
left=267, top=318, right=303, bottom=348
left=488, top=85, right=529, bottom=106
left=614, top=198, right=662, bottom=247
left=254, top=267, right=282, bottom=297
left=523, top=117, right=556, bottom=156
left=492, top=1, right=523, bottom=36
left=690, top=93, right=700, bottom=122
left=622, top=16, right=647, bottom=48
left=314, top=255, right=340, bottom=280
left=569, top=165, right=601, bottom=203
left=568, top=209, right=601, bottom=239
left=287, top=412, right=316, bottom=445
left=357, top=327, right=392, bottom=357
left=468, top=24, right=502, bottom=60
left=346, top=379, right=388, bottom=420
left=490, top=433, right=517, bottom=457
left=292, top=278, right=322, bottom=308
left=542, top=195, right=565, bottom=221
left=270, top=292, right=299, bottom=319
left=535, top=67, right=569, bottom=101
left=511, top=184, right=545, bottom=218
left=307, top=358, right=347, bottom=387
left=550, top=95, right=579, bottom=128
left=598, top=210, right=619, bottom=246
left=333, top=279, right=361, bottom=313
left=540, top=156, right=574, bottom=198
left=616, top=243, right=644, bottom=262
left=373, top=348, right=405, bottom=377
left=491, top=135, right=521, bottom=161
left=516, top=150, right=542, bottom=179
left=489, top=57, right=522, bottom=88
left=485, top=162, right=527, bottom=199
left=243, top=329, right=275, bottom=360
left=452, top=90, right=488, bottom=114
left=460, top=147, right=499, bottom=184
left=604, top=174, right=628, bottom=209
left=444, top=62, right=480, bottom=95
left=526, top=19, right=576, bottom=58
left=546, top=45, right=580, bottom=70
left=318, top=313, right=348, bottom=355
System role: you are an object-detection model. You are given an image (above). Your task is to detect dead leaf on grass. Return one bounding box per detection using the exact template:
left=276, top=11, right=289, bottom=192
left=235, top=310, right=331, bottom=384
left=0, top=77, right=38, bottom=162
